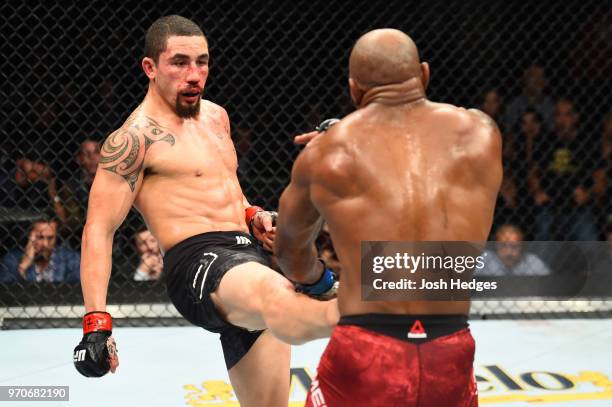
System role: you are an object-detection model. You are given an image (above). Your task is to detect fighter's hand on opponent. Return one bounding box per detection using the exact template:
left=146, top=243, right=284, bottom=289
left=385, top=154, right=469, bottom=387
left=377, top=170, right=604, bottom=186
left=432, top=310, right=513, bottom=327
left=293, top=118, right=340, bottom=145
left=250, top=210, right=277, bottom=252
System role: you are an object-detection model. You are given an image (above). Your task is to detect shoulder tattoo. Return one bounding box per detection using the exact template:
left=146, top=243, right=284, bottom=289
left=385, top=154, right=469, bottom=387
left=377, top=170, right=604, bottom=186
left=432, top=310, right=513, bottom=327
left=99, top=116, right=175, bottom=191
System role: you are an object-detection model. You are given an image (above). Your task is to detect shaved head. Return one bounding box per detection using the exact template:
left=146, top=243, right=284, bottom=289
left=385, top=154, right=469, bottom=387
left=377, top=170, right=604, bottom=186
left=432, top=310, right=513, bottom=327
left=349, top=29, right=422, bottom=87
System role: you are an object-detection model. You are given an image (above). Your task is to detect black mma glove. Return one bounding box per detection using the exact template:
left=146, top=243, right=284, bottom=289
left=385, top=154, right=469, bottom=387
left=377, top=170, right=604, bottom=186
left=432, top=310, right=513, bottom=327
left=294, top=260, right=339, bottom=300
left=73, top=311, right=119, bottom=377
left=315, top=118, right=340, bottom=132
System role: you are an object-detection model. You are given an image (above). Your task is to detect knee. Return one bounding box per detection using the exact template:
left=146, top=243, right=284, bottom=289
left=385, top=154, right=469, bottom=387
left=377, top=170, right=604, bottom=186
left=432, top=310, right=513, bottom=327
left=259, top=275, right=309, bottom=345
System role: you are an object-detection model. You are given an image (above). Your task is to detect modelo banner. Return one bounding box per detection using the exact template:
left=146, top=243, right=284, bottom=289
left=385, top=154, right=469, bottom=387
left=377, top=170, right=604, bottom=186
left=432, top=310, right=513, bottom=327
left=183, top=366, right=612, bottom=406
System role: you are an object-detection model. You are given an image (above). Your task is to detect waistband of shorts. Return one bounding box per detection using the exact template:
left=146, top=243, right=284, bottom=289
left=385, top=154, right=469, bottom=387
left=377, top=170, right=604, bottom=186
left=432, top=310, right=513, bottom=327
left=163, top=230, right=254, bottom=259
left=338, top=313, right=468, bottom=343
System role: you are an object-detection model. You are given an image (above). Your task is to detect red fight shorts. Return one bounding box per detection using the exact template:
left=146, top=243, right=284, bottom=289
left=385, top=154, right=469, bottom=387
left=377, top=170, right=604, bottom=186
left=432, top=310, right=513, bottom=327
left=305, top=314, right=478, bottom=407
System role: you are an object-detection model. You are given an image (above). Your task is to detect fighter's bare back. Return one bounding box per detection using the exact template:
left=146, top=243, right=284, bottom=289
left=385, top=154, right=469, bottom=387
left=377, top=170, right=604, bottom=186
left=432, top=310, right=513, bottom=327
left=99, top=100, right=249, bottom=253
left=300, top=100, right=502, bottom=316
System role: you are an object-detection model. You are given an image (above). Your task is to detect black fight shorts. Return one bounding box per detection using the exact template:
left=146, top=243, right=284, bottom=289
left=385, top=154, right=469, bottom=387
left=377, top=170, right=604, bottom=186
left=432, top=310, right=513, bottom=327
left=163, top=231, right=270, bottom=369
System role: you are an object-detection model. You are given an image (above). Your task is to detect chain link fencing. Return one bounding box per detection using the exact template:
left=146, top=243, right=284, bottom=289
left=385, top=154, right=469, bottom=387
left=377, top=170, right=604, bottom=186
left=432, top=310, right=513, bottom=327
left=1, top=0, right=612, bottom=328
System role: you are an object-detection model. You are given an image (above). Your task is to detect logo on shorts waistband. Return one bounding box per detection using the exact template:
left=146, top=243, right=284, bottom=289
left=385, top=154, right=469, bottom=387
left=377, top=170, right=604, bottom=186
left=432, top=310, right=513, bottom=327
left=407, top=319, right=427, bottom=339
left=235, top=236, right=251, bottom=245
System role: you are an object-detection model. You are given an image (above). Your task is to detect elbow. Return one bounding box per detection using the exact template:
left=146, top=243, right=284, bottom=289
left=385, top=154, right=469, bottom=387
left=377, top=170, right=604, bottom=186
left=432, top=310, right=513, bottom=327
left=82, top=222, right=115, bottom=242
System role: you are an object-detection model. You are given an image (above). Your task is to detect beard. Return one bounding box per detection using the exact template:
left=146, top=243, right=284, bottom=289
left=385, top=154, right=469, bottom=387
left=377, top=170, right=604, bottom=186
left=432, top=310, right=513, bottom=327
left=34, top=250, right=51, bottom=262
left=175, top=94, right=201, bottom=118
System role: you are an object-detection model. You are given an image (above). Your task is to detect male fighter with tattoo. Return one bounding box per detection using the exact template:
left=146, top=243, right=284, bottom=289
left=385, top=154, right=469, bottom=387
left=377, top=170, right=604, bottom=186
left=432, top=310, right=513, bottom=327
left=72, top=15, right=337, bottom=407
left=276, top=29, right=502, bottom=406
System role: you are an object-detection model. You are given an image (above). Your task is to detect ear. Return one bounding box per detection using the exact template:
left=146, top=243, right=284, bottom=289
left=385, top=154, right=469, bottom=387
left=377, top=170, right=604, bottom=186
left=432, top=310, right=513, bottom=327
left=142, top=57, right=157, bottom=80
left=420, top=62, right=430, bottom=91
left=349, top=78, right=364, bottom=108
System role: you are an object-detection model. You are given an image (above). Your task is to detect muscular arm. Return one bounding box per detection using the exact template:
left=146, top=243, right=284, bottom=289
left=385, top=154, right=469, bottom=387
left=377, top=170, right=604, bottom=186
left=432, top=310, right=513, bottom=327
left=276, top=148, right=324, bottom=283
left=81, top=118, right=175, bottom=311
left=466, top=109, right=503, bottom=238
left=468, top=109, right=503, bottom=193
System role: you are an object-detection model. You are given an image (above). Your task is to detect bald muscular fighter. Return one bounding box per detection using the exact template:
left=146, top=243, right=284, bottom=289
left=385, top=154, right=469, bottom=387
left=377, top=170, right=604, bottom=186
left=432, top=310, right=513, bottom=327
left=276, top=29, right=502, bottom=406
left=72, top=15, right=337, bottom=407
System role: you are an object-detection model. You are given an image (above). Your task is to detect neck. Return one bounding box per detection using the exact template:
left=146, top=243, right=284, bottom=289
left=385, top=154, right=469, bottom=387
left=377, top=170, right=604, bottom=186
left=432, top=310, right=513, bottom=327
left=359, top=78, right=426, bottom=109
left=142, top=84, right=199, bottom=125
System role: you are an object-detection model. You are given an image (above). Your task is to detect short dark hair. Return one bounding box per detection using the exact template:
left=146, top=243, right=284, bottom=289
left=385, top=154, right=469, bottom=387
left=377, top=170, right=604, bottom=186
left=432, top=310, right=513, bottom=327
left=144, top=15, right=205, bottom=62
left=133, top=224, right=150, bottom=239
left=495, top=224, right=524, bottom=240
left=555, top=98, right=575, bottom=110
left=79, top=138, right=101, bottom=151
left=514, top=107, right=545, bottom=135
left=32, top=216, right=58, bottom=228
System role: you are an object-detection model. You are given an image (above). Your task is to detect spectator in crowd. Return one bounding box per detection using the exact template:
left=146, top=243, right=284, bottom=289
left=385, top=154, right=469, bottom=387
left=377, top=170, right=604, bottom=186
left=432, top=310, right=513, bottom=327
left=479, top=88, right=503, bottom=128
left=133, top=228, right=163, bottom=281
left=491, top=175, right=526, bottom=236
left=481, top=224, right=551, bottom=276
left=529, top=99, right=598, bottom=240
left=513, top=108, right=548, bottom=169
left=231, top=120, right=264, bottom=202
left=593, top=112, right=612, bottom=235
left=0, top=156, right=66, bottom=222
left=0, top=218, right=80, bottom=283
left=503, top=64, right=555, bottom=132
left=478, top=88, right=510, bottom=161
left=233, top=125, right=254, bottom=180
left=59, top=139, right=101, bottom=246
left=497, top=109, right=548, bottom=237
left=572, top=11, right=612, bottom=81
